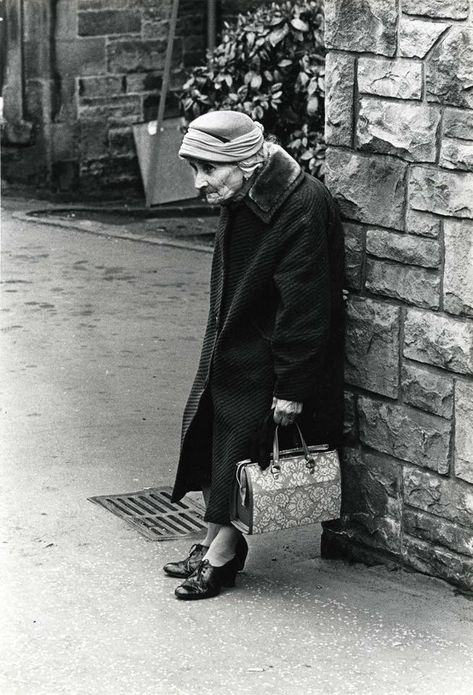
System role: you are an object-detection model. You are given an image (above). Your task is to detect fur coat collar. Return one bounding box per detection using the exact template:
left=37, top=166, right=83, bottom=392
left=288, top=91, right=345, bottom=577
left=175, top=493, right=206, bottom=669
left=244, top=146, right=304, bottom=223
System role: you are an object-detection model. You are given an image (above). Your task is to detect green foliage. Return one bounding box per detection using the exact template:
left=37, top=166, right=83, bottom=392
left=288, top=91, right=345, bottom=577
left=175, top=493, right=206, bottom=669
left=179, top=1, right=326, bottom=178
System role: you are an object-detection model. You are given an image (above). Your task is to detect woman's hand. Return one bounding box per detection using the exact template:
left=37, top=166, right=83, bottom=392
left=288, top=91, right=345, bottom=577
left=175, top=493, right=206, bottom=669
left=272, top=397, right=303, bottom=426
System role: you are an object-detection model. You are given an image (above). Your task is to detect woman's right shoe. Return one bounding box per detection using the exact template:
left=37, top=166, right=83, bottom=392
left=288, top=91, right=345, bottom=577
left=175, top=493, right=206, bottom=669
left=174, top=557, right=240, bottom=600
left=163, top=535, right=248, bottom=579
left=163, top=543, right=208, bottom=578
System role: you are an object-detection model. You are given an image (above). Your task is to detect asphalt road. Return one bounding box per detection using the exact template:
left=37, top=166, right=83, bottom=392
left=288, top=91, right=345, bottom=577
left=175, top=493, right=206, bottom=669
left=1, top=202, right=473, bottom=695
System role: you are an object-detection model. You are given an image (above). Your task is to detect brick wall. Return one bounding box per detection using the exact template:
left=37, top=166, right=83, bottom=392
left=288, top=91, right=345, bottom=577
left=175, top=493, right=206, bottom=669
left=322, top=0, right=473, bottom=591
left=2, top=0, right=206, bottom=196
left=70, top=0, right=206, bottom=195
left=2, top=1, right=276, bottom=196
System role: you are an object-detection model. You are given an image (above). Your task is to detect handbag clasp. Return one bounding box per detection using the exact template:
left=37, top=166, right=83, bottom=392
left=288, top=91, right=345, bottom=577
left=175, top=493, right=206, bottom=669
left=305, top=455, right=315, bottom=474
left=270, top=463, right=281, bottom=479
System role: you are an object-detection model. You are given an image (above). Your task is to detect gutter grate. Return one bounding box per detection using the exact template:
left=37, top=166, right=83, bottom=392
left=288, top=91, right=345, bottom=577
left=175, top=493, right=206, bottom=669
left=88, top=487, right=206, bottom=540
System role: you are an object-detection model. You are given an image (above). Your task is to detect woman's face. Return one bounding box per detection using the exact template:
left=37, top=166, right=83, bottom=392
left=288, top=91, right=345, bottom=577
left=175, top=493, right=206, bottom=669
left=188, top=159, right=244, bottom=205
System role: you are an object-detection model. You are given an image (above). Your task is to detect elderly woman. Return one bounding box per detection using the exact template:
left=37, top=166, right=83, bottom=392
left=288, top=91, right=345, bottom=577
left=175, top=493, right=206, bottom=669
left=164, top=110, right=344, bottom=600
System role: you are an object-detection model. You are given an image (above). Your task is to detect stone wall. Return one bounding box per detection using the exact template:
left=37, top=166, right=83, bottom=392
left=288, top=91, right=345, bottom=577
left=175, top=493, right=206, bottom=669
left=1, top=0, right=271, bottom=196
left=2, top=0, right=206, bottom=196
left=322, top=0, right=473, bottom=591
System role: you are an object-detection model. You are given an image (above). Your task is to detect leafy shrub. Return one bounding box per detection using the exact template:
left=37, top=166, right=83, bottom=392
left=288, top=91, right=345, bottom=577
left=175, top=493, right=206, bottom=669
left=179, top=1, right=326, bottom=178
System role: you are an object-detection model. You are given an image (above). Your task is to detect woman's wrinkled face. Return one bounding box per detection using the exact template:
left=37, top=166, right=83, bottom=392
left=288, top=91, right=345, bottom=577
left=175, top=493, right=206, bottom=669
left=188, top=159, right=244, bottom=205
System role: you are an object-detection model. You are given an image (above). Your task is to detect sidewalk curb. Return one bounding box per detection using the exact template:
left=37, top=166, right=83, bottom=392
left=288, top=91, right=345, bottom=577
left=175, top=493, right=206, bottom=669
left=12, top=211, right=213, bottom=255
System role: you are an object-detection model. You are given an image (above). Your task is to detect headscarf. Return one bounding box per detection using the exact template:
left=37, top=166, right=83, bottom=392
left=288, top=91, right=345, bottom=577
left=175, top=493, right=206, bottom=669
left=179, top=111, right=265, bottom=163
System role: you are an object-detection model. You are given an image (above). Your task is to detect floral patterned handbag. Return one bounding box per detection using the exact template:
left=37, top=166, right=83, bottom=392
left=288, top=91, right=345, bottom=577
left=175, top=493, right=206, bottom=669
left=230, top=425, right=341, bottom=534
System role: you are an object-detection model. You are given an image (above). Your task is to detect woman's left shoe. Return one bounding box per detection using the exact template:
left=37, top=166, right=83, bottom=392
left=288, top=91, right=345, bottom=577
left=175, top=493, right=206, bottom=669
left=174, top=557, right=239, bottom=600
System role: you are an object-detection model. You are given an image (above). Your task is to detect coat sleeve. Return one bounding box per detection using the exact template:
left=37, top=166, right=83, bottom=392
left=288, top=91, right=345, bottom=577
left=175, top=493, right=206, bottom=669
left=271, top=201, right=331, bottom=403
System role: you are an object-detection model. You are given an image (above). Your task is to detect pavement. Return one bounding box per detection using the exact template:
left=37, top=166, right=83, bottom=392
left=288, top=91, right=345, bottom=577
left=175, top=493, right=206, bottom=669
left=1, top=197, right=473, bottom=695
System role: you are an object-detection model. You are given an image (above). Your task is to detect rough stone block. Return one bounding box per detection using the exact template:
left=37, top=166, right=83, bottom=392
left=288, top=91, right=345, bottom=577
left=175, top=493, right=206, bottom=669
left=352, top=516, right=401, bottom=556
left=126, top=72, right=163, bottom=93
left=23, top=1, right=54, bottom=42
left=108, top=127, right=135, bottom=157
left=444, top=219, right=473, bottom=317
left=404, top=508, right=473, bottom=558
left=55, top=75, right=78, bottom=125
left=343, top=449, right=402, bottom=554
left=79, top=75, right=125, bottom=100
left=325, top=0, right=397, bottom=56
left=142, top=19, right=170, bottom=41
left=358, top=57, right=422, bottom=100
left=426, top=28, right=473, bottom=108
left=107, top=39, right=167, bottom=74
left=51, top=122, right=77, bottom=162
left=51, top=160, right=80, bottom=193
left=56, top=38, right=106, bottom=76
left=80, top=155, right=142, bottom=191
left=143, top=91, right=180, bottom=121
left=79, top=119, right=109, bottom=159
left=79, top=1, right=130, bottom=8
left=409, top=166, right=473, bottom=219
left=359, top=397, right=451, bottom=473
left=78, top=96, right=142, bottom=125
left=405, top=209, right=441, bottom=239
left=339, top=448, right=402, bottom=554
left=399, top=16, right=449, bottom=58
left=357, top=98, right=440, bottom=162
left=55, top=0, right=78, bottom=41
left=343, top=391, right=358, bottom=445
left=139, top=0, right=172, bottom=20
left=440, top=138, right=473, bottom=172
left=344, top=222, right=364, bottom=290
left=325, top=149, right=407, bottom=230
left=443, top=108, right=473, bottom=141
left=325, top=52, right=355, bottom=147
left=345, top=298, right=400, bottom=398
left=402, top=535, right=473, bottom=591
left=23, top=79, right=48, bottom=124
left=78, top=10, right=141, bottom=36
left=366, top=228, right=441, bottom=268
left=343, top=448, right=402, bottom=517
left=366, top=259, right=440, bottom=309
left=404, top=466, right=473, bottom=535
left=455, top=380, right=473, bottom=485
left=403, top=308, right=473, bottom=375
left=2, top=140, right=49, bottom=185
left=402, top=0, right=469, bottom=19
left=402, top=362, right=453, bottom=418
left=22, top=40, right=50, bottom=80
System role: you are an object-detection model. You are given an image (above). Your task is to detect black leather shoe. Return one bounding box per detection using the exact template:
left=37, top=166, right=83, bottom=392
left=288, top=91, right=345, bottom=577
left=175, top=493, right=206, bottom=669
left=174, top=557, right=240, bottom=600
left=163, top=535, right=248, bottom=579
left=163, top=543, right=208, bottom=578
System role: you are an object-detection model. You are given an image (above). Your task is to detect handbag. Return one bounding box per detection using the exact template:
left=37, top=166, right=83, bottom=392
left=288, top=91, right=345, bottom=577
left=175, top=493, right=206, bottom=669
left=230, top=424, right=341, bottom=535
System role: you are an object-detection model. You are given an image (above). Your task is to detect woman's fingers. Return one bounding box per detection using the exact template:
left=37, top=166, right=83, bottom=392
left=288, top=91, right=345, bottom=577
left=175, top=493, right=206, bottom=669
left=272, top=398, right=303, bottom=426
left=273, top=409, right=295, bottom=426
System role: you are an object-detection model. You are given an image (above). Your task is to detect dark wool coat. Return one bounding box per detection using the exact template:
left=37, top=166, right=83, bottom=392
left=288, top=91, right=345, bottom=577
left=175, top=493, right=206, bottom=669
left=171, top=147, right=345, bottom=525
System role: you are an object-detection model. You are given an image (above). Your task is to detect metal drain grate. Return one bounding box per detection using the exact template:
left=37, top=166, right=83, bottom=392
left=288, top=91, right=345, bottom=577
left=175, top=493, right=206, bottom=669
left=88, top=487, right=206, bottom=540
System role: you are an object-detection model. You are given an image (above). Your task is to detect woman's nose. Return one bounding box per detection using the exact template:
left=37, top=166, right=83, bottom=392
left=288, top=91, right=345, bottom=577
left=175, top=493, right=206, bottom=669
left=194, top=170, right=207, bottom=190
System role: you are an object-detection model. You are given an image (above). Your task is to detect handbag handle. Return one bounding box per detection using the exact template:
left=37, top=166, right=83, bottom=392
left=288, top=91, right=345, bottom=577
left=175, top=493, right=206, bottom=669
left=272, top=423, right=313, bottom=468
